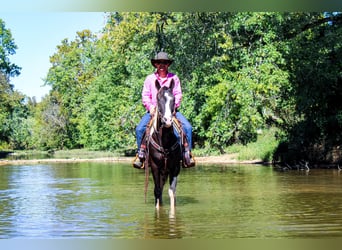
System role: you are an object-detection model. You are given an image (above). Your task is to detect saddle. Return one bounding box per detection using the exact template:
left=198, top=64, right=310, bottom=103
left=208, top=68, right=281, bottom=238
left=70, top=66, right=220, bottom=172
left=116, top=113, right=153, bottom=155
left=144, top=116, right=182, bottom=151
left=134, top=115, right=195, bottom=169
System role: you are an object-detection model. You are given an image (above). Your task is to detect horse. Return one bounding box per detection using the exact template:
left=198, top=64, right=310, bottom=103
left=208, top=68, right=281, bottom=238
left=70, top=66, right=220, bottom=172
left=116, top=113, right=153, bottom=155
left=144, top=79, right=182, bottom=215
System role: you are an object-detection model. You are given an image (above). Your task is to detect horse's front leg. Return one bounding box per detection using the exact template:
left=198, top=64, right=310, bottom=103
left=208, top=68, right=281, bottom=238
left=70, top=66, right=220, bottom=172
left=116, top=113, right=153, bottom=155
left=154, top=172, right=164, bottom=209
left=151, top=160, right=163, bottom=209
left=168, top=176, right=177, bottom=217
left=154, top=184, right=163, bottom=210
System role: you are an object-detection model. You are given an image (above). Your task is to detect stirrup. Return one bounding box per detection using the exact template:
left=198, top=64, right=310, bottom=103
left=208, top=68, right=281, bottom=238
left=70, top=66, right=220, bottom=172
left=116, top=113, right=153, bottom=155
left=132, top=154, right=145, bottom=169
left=183, top=151, right=195, bottom=168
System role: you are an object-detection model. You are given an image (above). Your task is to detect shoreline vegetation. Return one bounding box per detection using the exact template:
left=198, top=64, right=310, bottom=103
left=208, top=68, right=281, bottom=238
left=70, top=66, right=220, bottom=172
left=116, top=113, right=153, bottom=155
left=0, top=127, right=279, bottom=166
left=2, top=128, right=338, bottom=168
left=0, top=154, right=264, bottom=166
left=0, top=128, right=278, bottom=166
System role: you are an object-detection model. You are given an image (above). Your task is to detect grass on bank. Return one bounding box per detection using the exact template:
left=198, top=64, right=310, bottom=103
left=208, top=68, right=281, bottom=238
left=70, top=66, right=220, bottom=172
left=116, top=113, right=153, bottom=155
left=227, top=128, right=279, bottom=162
left=193, top=127, right=279, bottom=162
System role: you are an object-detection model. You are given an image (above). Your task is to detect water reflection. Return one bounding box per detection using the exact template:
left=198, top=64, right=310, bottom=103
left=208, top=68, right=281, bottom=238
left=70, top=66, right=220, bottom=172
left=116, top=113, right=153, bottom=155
left=140, top=208, right=184, bottom=239
left=0, top=163, right=342, bottom=238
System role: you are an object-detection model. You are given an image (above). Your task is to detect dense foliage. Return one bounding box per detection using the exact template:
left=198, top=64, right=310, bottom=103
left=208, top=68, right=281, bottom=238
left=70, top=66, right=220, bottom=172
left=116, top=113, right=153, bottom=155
left=1, top=12, right=341, bottom=164
left=0, top=19, right=25, bottom=149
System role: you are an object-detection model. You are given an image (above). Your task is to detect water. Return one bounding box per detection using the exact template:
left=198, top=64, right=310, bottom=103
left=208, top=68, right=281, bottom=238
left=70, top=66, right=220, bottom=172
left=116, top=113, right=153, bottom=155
left=0, top=162, right=341, bottom=239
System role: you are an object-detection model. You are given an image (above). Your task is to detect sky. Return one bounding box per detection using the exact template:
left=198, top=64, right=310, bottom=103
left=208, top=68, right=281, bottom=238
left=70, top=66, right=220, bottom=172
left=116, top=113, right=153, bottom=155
left=1, top=12, right=106, bottom=101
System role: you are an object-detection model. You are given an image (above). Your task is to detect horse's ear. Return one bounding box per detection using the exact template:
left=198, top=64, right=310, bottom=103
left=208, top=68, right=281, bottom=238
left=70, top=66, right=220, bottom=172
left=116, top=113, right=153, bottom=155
left=155, top=80, right=161, bottom=90
left=169, top=79, right=175, bottom=90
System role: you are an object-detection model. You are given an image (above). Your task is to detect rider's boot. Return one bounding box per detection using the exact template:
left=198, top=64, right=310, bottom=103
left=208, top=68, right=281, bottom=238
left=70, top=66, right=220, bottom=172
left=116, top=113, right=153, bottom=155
left=182, top=143, right=195, bottom=168
left=133, top=146, right=146, bottom=169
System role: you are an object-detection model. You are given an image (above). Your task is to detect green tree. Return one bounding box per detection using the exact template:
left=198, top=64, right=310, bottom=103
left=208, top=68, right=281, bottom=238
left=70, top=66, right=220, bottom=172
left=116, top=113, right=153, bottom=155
left=29, top=12, right=342, bottom=165
left=0, top=19, right=21, bottom=79
left=79, top=12, right=156, bottom=150
left=0, top=19, right=23, bottom=149
left=28, top=92, right=69, bottom=150
left=160, top=13, right=290, bottom=151
left=44, top=30, right=99, bottom=148
left=7, top=102, right=31, bottom=149
left=274, top=12, right=342, bottom=164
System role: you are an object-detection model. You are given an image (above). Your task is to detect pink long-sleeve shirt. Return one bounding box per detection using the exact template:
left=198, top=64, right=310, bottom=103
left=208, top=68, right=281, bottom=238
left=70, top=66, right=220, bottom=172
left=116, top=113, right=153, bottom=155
left=142, top=72, right=182, bottom=112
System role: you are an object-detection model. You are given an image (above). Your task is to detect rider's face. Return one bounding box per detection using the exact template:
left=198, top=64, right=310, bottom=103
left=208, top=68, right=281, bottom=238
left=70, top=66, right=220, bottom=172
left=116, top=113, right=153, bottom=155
left=155, top=61, right=170, bottom=74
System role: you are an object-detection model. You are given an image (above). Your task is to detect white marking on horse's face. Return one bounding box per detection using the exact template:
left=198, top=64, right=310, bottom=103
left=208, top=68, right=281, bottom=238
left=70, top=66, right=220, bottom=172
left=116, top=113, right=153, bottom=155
left=163, top=92, right=173, bottom=128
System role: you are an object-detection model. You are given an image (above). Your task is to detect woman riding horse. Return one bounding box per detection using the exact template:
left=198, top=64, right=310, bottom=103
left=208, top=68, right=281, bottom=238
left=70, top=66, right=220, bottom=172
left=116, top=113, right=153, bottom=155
left=133, top=52, right=195, bottom=169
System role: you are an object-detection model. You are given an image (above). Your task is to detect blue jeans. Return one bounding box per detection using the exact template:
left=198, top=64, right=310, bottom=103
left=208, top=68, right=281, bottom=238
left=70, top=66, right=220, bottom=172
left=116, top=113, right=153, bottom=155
left=136, top=112, right=193, bottom=151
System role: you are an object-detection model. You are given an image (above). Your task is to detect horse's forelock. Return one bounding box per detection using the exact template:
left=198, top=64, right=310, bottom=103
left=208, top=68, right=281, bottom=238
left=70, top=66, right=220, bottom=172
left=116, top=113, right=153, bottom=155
left=158, top=86, right=174, bottom=105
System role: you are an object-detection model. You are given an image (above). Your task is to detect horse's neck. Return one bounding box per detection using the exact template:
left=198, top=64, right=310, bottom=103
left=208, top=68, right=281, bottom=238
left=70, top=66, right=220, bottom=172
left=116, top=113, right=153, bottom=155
left=150, top=117, right=176, bottom=148
left=161, top=126, right=177, bottom=148
left=149, top=114, right=158, bottom=138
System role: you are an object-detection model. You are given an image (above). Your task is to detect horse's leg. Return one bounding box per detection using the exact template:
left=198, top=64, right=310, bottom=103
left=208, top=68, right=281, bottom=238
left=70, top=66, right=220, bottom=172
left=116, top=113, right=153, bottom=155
left=156, top=164, right=170, bottom=209
left=154, top=177, right=162, bottom=209
left=157, top=176, right=167, bottom=209
left=154, top=175, right=166, bottom=209
left=168, top=175, right=177, bottom=218
left=169, top=176, right=177, bottom=203
left=155, top=186, right=162, bottom=209
left=151, top=161, right=161, bottom=209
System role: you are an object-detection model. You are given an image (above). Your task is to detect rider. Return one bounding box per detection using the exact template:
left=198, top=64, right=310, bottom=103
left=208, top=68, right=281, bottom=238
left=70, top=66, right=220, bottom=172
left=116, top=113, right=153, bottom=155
left=133, top=51, right=195, bottom=169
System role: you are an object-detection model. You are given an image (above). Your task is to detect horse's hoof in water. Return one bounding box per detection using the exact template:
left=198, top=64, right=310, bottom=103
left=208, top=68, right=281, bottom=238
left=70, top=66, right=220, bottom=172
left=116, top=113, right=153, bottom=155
left=168, top=188, right=175, bottom=199
left=155, top=199, right=160, bottom=210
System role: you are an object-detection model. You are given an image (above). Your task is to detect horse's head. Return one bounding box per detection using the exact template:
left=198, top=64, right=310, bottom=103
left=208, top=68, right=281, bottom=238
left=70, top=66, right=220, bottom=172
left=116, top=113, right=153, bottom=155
left=155, top=79, right=175, bottom=128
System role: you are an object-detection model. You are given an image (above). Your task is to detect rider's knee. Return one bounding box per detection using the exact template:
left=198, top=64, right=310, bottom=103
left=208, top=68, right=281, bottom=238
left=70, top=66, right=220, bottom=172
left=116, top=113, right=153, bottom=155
left=182, top=123, right=192, bottom=134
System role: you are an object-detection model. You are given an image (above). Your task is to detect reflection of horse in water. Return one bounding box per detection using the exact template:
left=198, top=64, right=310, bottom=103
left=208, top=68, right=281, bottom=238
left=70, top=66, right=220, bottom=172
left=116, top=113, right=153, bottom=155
left=142, top=208, right=184, bottom=239
left=144, top=79, right=182, bottom=215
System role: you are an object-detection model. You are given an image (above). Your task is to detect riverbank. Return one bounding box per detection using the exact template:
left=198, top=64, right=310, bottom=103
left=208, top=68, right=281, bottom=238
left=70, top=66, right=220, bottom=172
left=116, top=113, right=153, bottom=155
left=0, top=128, right=278, bottom=166
left=0, top=154, right=265, bottom=166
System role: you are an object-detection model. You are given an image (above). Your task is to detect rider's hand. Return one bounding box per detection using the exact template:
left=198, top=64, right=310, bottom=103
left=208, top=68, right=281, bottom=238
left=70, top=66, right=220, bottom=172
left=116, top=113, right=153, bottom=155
left=150, top=105, right=156, bottom=115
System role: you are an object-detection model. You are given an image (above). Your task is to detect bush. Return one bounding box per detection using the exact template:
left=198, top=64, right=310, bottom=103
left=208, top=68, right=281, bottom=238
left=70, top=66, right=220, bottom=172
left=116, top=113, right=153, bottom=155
left=226, top=127, right=279, bottom=162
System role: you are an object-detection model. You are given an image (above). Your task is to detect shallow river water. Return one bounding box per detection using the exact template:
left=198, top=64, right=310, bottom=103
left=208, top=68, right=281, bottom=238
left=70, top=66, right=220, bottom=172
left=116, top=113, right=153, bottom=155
left=0, top=162, right=341, bottom=239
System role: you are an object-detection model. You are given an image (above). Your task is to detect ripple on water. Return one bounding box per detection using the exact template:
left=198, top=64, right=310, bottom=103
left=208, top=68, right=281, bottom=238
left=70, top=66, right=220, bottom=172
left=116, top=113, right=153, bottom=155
left=0, top=163, right=342, bottom=238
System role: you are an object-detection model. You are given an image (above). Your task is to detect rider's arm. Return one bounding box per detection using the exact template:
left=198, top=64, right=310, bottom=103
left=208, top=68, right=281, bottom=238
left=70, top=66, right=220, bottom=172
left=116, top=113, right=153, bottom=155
left=142, top=75, right=155, bottom=112
left=172, top=75, right=182, bottom=109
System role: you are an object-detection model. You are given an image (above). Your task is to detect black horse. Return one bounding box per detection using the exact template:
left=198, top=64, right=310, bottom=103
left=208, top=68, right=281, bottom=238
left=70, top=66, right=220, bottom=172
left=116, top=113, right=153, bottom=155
left=144, top=79, right=182, bottom=214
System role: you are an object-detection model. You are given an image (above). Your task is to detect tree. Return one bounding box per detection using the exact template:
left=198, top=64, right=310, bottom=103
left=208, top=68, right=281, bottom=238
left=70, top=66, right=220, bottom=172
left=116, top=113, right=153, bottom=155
left=274, top=12, right=342, bottom=164
left=0, top=19, right=24, bottom=149
left=19, top=12, right=342, bottom=164
left=162, top=13, right=291, bottom=151
left=44, top=30, right=99, bottom=148
left=79, top=12, right=156, bottom=150
left=0, top=19, right=21, bottom=79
